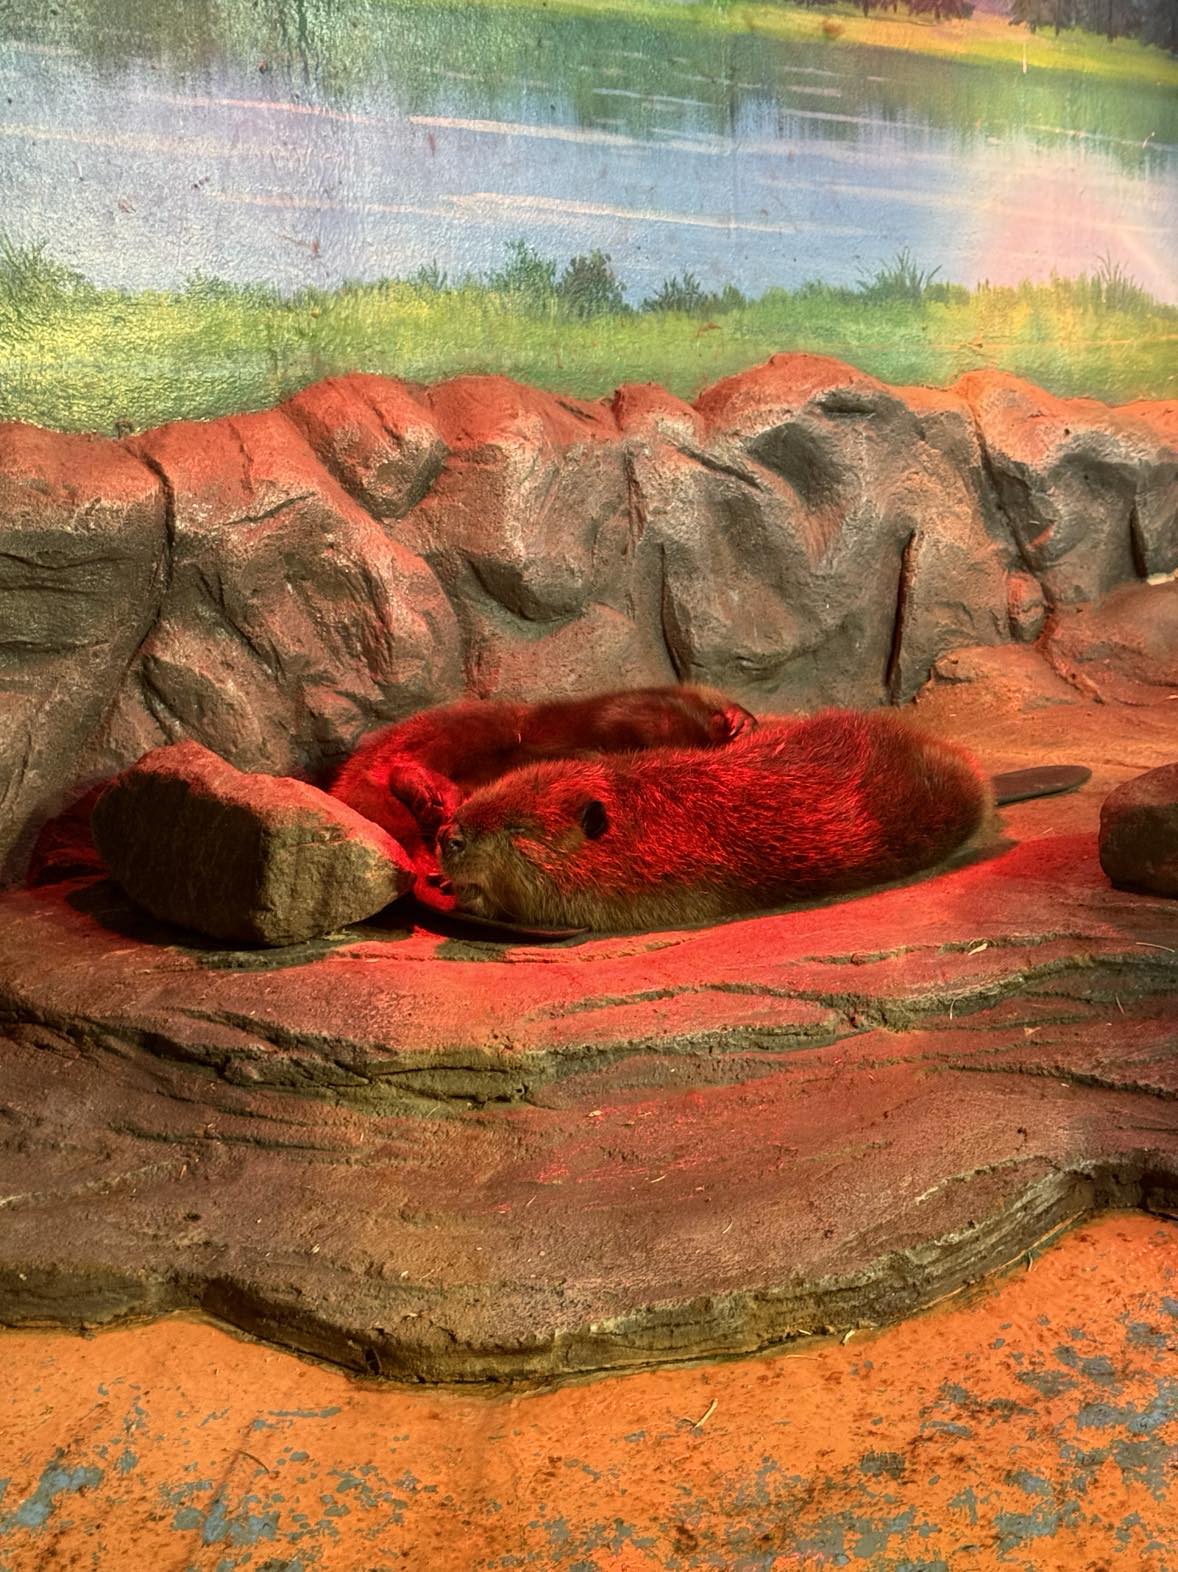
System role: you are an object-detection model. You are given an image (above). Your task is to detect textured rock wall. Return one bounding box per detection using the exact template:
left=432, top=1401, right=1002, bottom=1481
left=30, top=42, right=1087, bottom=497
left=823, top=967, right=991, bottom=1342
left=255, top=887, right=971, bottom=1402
left=1, top=354, right=1175, bottom=884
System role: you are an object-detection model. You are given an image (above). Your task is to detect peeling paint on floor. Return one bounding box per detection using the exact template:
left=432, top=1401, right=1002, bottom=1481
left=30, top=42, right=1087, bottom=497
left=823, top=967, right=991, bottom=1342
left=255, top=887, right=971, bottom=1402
left=0, top=1212, right=1175, bottom=1571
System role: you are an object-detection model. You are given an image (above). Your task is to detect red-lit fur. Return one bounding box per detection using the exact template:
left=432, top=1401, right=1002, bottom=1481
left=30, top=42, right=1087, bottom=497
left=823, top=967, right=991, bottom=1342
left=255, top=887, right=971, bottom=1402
left=439, top=708, right=994, bottom=930
left=328, top=685, right=755, bottom=868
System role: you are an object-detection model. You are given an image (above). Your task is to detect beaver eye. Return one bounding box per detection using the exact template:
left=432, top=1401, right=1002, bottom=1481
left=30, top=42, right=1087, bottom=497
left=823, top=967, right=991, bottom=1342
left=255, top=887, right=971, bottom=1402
left=439, top=823, right=465, bottom=854
left=581, top=800, right=609, bottom=839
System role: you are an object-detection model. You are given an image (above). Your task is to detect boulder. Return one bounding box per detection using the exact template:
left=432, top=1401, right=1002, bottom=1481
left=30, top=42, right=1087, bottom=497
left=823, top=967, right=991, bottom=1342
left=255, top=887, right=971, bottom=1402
left=399, top=376, right=628, bottom=624
left=0, top=424, right=166, bottom=883
left=1042, top=579, right=1178, bottom=704
left=1, top=358, right=1175, bottom=888
left=661, top=357, right=1014, bottom=707
left=955, top=371, right=1178, bottom=607
left=283, top=374, right=447, bottom=519
left=1099, top=761, right=1178, bottom=898
left=79, top=407, right=463, bottom=785
left=91, top=742, right=413, bottom=945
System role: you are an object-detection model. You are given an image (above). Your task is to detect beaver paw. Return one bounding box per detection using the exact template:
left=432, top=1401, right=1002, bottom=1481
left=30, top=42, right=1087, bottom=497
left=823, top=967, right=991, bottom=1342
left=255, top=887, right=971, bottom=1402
left=386, top=764, right=463, bottom=831
left=711, top=702, right=758, bottom=743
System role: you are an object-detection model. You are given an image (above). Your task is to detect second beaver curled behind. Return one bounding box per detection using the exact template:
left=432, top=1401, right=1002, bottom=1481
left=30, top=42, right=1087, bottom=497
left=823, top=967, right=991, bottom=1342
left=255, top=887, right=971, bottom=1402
left=437, top=708, right=994, bottom=931
left=328, top=684, right=756, bottom=874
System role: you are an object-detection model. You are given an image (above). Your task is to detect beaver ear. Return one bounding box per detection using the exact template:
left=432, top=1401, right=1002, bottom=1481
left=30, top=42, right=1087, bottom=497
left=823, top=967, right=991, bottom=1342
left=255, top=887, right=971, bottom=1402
left=580, top=799, right=609, bottom=839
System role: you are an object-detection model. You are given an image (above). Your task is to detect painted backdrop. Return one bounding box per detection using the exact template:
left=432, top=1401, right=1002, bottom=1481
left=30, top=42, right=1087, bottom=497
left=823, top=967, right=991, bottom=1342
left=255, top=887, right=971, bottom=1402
left=1, top=0, right=1175, bottom=431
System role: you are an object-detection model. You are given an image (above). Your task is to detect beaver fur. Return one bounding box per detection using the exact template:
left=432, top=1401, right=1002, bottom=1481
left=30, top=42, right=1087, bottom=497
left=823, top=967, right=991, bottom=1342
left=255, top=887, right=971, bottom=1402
left=328, top=684, right=755, bottom=867
left=438, top=708, right=994, bottom=930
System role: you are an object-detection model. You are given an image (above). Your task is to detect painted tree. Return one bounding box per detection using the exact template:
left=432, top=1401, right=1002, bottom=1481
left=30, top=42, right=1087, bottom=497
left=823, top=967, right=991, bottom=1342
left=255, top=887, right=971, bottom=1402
left=1009, top=0, right=1078, bottom=32
left=907, top=0, right=974, bottom=17
left=1011, top=0, right=1175, bottom=47
left=487, top=241, right=558, bottom=312
left=557, top=252, right=627, bottom=319
left=1139, top=0, right=1178, bottom=51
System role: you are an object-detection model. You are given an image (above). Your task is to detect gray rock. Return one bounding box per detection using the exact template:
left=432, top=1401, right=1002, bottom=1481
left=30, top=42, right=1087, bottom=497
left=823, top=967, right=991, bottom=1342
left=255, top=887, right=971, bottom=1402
left=284, top=374, right=448, bottom=520
left=78, top=406, right=463, bottom=784
left=0, top=423, right=166, bottom=884
left=666, top=357, right=1014, bottom=708
left=91, top=741, right=413, bottom=944
left=1043, top=579, right=1178, bottom=704
left=956, top=371, right=1178, bottom=607
left=396, top=376, right=630, bottom=623
left=1, top=358, right=1175, bottom=888
left=463, top=601, right=673, bottom=700
left=1100, top=761, right=1178, bottom=898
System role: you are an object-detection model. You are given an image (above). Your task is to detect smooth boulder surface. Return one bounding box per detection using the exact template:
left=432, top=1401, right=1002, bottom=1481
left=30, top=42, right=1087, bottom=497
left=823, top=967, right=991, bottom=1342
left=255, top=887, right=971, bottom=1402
left=1043, top=576, right=1178, bottom=704
left=1099, top=760, right=1178, bottom=898
left=91, top=741, right=413, bottom=945
left=2, top=358, right=1174, bottom=888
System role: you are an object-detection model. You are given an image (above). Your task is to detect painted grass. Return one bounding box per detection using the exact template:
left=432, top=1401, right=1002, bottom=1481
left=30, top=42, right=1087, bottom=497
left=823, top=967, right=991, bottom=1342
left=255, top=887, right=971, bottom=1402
left=3, top=274, right=1174, bottom=433
left=395, top=0, right=1178, bottom=87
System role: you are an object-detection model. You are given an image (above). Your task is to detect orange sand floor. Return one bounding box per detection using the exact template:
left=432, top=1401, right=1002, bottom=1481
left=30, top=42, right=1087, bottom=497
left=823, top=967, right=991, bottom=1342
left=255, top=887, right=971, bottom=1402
left=0, top=1212, right=1175, bottom=1571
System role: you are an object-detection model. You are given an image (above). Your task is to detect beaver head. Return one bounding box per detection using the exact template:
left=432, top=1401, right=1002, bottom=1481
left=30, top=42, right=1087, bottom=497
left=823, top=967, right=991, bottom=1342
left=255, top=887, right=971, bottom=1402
left=437, top=759, right=619, bottom=926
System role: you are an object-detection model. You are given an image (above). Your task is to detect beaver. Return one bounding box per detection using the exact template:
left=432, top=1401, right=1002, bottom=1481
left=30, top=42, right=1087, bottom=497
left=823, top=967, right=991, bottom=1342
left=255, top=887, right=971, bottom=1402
left=327, top=684, right=756, bottom=867
left=437, top=708, right=994, bottom=931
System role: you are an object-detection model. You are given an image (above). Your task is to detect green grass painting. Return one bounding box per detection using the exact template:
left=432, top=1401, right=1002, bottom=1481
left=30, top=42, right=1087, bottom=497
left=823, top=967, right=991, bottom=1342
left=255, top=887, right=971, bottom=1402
left=3, top=241, right=1173, bottom=432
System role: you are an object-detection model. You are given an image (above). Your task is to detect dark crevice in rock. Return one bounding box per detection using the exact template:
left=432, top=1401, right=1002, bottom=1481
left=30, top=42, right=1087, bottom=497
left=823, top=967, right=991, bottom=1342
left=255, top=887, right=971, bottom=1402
left=621, top=449, right=648, bottom=556
left=189, top=564, right=280, bottom=669
left=885, top=528, right=920, bottom=704
left=657, top=540, right=687, bottom=681
left=815, top=392, right=881, bottom=418
left=231, top=490, right=316, bottom=529
left=555, top=398, right=606, bottom=428
left=677, top=442, right=768, bottom=491
left=1128, top=497, right=1149, bottom=579
left=116, top=446, right=175, bottom=655
left=224, top=416, right=257, bottom=496
left=970, top=416, right=1041, bottom=589
left=138, top=656, right=190, bottom=736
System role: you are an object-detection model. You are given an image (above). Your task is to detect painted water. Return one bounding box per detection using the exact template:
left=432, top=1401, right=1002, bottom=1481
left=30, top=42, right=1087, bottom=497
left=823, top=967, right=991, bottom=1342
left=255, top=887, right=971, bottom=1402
left=2, top=0, right=1176, bottom=304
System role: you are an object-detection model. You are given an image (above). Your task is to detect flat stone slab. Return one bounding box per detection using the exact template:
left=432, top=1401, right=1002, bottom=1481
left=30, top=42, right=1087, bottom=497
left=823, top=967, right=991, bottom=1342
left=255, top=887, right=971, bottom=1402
left=1, top=697, right=1175, bottom=1383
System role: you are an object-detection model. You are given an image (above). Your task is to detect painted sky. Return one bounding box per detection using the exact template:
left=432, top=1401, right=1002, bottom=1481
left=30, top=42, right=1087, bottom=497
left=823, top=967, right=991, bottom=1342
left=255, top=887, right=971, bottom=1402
left=1, top=4, right=1175, bottom=302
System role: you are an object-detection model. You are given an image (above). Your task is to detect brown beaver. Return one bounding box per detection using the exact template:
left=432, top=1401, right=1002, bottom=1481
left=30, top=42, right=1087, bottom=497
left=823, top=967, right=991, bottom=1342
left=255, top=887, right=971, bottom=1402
left=437, top=708, right=994, bottom=930
left=327, top=684, right=756, bottom=868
